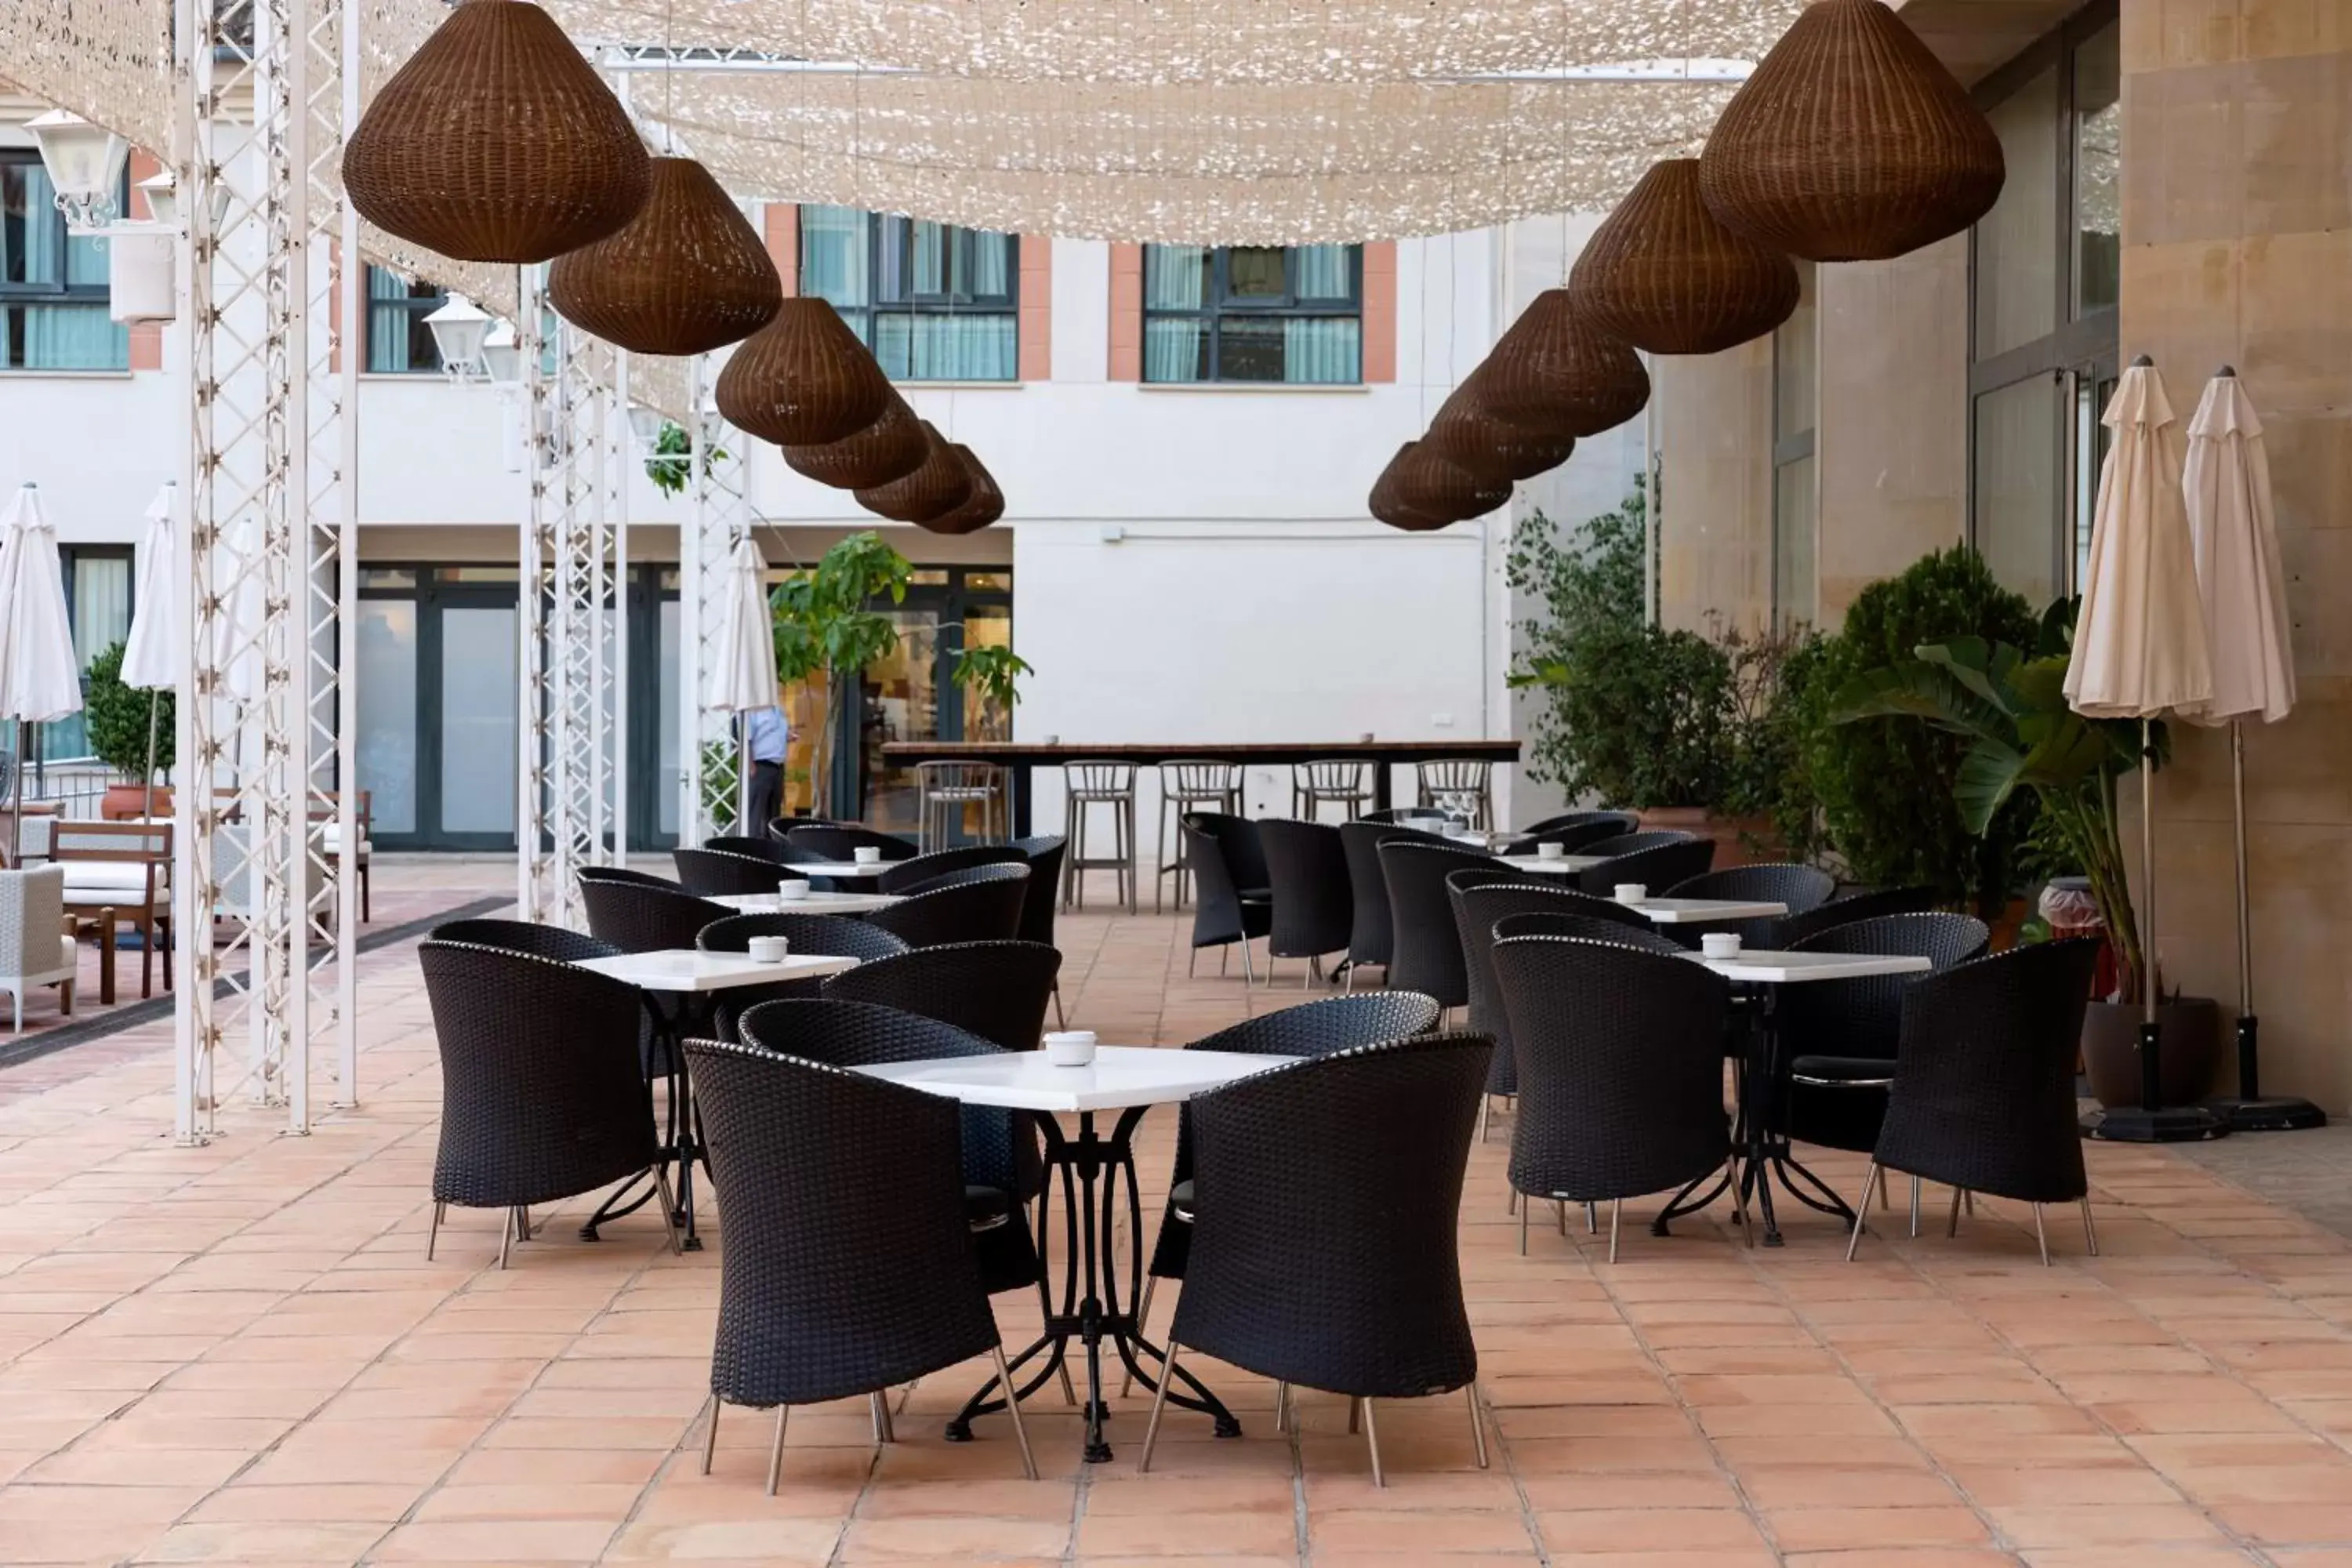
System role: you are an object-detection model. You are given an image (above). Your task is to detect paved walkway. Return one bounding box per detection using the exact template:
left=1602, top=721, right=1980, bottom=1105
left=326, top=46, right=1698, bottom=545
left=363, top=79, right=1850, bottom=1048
left=2, top=892, right=2350, bottom=1565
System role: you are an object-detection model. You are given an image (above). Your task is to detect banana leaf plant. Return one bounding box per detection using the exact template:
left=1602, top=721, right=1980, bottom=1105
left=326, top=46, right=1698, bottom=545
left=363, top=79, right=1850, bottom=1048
left=1830, top=598, right=2161, bottom=1004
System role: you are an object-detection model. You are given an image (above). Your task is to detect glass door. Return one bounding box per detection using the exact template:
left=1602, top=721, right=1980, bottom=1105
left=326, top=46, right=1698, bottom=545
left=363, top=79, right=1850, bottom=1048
left=839, top=568, right=1013, bottom=833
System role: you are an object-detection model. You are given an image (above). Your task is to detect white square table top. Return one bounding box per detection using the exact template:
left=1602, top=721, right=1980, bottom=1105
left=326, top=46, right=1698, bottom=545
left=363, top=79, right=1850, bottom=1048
left=789, top=859, right=895, bottom=880
left=1491, top=852, right=1605, bottom=875
left=710, top=889, right=902, bottom=915
left=1620, top=896, right=1789, bottom=925
left=1690, top=949, right=1934, bottom=984
left=575, top=949, right=859, bottom=993
left=854, top=1046, right=1299, bottom=1113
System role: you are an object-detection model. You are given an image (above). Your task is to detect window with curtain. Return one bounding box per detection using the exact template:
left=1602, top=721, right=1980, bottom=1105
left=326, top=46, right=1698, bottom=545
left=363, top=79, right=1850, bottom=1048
left=1142, top=243, right=1361, bottom=384
left=38, top=546, right=135, bottom=760
left=799, top=206, right=1018, bottom=381
left=0, top=153, right=129, bottom=372
left=365, top=265, right=447, bottom=372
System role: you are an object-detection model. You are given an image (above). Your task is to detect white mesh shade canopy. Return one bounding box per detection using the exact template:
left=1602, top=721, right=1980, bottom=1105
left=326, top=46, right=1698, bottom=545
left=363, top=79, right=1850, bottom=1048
left=2064, top=364, right=2213, bottom=721
left=2182, top=374, right=2295, bottom=728
left=706, top=537, right=779, bottom=713
left=118, top=483, right=179, bottom=691
left=0, top=487, right=85, bottom=724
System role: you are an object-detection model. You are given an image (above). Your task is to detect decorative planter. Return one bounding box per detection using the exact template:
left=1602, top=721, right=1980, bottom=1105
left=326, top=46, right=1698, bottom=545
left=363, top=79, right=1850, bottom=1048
left=100, top=784, right=169, bottom=821
left=2081, top=996, right=2223, bottom=1110
left=1633, top=807, right=1781, bottom=869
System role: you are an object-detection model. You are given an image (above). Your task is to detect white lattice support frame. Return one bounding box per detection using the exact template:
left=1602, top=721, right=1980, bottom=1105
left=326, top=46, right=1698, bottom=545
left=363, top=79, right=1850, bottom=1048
left=517, top=267, right=557, bottom=923
left=175, top=0, right=354, bottom=1142
left=679, top=354, right=748, bottom=844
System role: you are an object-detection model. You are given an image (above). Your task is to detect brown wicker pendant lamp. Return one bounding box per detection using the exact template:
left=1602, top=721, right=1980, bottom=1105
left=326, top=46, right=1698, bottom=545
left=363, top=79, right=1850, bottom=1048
left=548, top=158, right=782, bottom=355
left=1479, top=289, right=1651, bottom=437
left=1426, top=368, right=1575, bottom=484
left=1392, top=439, right=1511, bottom=521
left=1698, top=0, right=2005, bottom=263
left=855, top=422, right=974, bottom=523
left=1368, top=446, right=1455, bottom=532
left=1570, top=159, right=1801, bottom=356
left=714, top=299, right=893, bottom=447
left=781, top=392, right=929, bottom=490
left=918, top=448, right=1006, bottom=535
left=344, top=0, right=651, bottom=264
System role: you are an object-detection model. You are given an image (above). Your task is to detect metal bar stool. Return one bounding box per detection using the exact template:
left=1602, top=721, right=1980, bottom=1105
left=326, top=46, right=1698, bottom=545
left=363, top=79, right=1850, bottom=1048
left=1291, top=760, right=1372, bottom=824
left=1415, top=760, right=1494, bottom=831
left=914, top=760, right=1004, bottom=851
left=1060, top=761, right=1138, bottom=913
left=1155, top=760, right=1240, bottom=913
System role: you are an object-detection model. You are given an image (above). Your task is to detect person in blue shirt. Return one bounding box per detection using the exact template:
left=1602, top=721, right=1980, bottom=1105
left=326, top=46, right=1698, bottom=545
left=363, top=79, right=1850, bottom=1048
left=742, top=706, right=788, bottom=833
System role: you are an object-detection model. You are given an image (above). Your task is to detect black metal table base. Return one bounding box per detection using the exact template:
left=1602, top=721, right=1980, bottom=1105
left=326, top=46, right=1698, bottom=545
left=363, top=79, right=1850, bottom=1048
left=943, top=1105, right=1240, bottom=1462
left=1653, top=1007, right=1856, bottom=1248
left=583, top=1018, right=707, bottom=1250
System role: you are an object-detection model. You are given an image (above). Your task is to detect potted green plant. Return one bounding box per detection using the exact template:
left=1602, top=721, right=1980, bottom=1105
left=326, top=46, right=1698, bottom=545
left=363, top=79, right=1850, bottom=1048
left=771, top=531, right=913, bottom=818
left=1831, top=598, right=2222, bottom=1106
left=82, top=640, right=174, bottom=819
left=949, top=640, right=1032, bottom=740
left=643, top=419, right=727, bottom=498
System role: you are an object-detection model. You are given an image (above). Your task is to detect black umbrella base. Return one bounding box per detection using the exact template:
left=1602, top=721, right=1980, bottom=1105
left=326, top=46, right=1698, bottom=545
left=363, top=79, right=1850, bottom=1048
left=2082, top=1105, right=2231, bottom=1142
left=2209, top=1095, right=2328, bottom=1133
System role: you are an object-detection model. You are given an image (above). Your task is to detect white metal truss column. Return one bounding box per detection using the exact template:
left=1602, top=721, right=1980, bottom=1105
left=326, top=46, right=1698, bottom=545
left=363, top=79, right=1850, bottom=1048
left=677, top=353, right=750, bottom=844
left=517, top=288, right=623, bottom=928
left=173, top=0, right=358, bottom=1142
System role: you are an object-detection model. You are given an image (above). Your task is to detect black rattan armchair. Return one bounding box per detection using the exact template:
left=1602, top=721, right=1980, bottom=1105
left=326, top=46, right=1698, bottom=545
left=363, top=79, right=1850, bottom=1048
left=732, top=999, right=1047, bottom=1301
left=1337, top=819, right=1445, bottom=978
left=1377, top=839, right=1499, bottom=1010
left=697, top=913, right=911, bottom=1036
left=1772, top=886, right=1939, bottom=949
left=1573, top=832, right=1716, bottom=898
left=879, top=843, right=1028, bottom=894
left=575, top=864, right=683, bottom=891
left=420, top=941, right=677, bottom=1268
left=581, top=879, right=735, bottom=954
left=429, top=917, right=617, bottom=964
left=1661, top=863, right=1837, bottom=949
left=1258, top=818, right=1353, bottom=988
left=1010, top=835, right=1069, bottom=1025
left=1182, top=813, right=1270, bottom=982
left=1138, top=1033, right=1492, bottom=1486
left=1492, top=935, right=1741, bottom=1261
left=1450, top=879, right=1624, bottom=1116
left=1490, top=908, right=1682, bottom=953
left=865, top=862, right=1030, bottom=948
left=706, top=834, right=797, bottom=865
left=822, top=940, right=1061, bottom=1054
left=673, top=847, right=807, bottom=898
left=1777, top=913, right=1993, bottom=1161
left=682, top=1036, right=1035, bottom=1490
left=1362, top=807, right=1451, bottom=826
left=1519, top=810, right=1639, bottom=842
left=1846, top=940, right=2101, bottom=1265
left=783, top=823, right=920, bottom=862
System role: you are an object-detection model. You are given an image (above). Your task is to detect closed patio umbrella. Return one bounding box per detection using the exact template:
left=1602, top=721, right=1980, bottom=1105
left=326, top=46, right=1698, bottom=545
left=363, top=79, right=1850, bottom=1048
left=2067, top=358, right=2221, bottom=1143
left=707, top=535, right=780, bottom=828
left=2181, top=368, right=2321, bottom=1131
left=0, top=485, right=85, bottom=865
left=118, top=482, right=180, bottom=818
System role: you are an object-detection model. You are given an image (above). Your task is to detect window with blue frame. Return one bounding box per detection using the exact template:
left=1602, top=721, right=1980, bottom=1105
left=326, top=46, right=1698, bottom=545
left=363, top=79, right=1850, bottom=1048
left=365, top=264, right=448, bottom=372
left=0, top=153, right=130, bottom=372
left=1142, top=244, right=1360, bottom=384
left=799, top=206, right=1019, bottom=381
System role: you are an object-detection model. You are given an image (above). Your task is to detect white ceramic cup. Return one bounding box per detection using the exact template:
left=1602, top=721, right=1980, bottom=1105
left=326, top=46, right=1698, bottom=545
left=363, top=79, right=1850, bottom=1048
left=1701, top=933, right=1744, bottom=959
left=1613, top=883, right=1648, bottom=905
left=746, top=935, right=790, bottom=963
left=852, top=846, right=883, bottom=866
left=1044, top=1030, right=1098, bottom=1068
left=776, top=880, right=810, bottom=902
left=1537, top=841, right=1566, bottom=860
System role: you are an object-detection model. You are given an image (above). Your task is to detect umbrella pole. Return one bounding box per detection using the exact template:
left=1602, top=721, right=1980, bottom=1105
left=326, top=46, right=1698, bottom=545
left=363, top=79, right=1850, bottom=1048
left=5, top=718, right=17, bottom=870
left=143, top=691, right=160, bottom=822
left=2212, top=717, right=2328, bottom=1131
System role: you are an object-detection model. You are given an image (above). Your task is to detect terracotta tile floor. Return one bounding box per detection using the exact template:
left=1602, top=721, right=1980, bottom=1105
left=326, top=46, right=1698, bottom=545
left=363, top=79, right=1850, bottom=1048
left=2, top=880, right=2350, bottom=1566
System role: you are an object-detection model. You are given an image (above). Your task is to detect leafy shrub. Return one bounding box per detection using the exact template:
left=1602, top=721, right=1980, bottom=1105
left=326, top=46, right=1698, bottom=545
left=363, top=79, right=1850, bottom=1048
left=82, top=641, right=172, bottom=782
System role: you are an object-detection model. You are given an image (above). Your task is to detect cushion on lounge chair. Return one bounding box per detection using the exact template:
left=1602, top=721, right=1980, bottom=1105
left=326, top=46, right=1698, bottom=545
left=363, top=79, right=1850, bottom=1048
left=59, top=862, right=168, bottom=900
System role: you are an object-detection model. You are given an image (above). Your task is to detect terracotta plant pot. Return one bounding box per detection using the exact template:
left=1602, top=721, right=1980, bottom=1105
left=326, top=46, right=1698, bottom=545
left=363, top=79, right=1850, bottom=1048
left=100, top=784, right=169, bottom=821
left=2080, top=996, right=2223, bottom=1110
left=1633, top=806, right=1782, bottom=869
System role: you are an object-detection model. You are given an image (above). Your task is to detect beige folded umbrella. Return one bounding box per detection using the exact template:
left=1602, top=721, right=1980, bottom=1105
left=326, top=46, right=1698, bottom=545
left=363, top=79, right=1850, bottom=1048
left=707, top=535, right=781, bottom=829
left=2067, top=358, right=2218, bottom=1142
left=2181, top=368, right=2319, bottom=1130
left=0, top=485, right=85, bottom=866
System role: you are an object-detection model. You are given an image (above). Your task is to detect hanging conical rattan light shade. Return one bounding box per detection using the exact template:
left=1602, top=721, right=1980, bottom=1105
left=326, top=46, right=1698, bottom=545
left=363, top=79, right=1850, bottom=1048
left=1392, top=439, right=1511, bottom=521
left=855, top=422, right=974, bottom=523
left=1427, top=368, right=1576, bottom=484
left=1369, top=445, right=1454, bottom=532
left=1570, top=159, right=1800, bottom=356
left=345, top=0, right=652, bottom=264
left=1479, top=289, right=1651, bottom=437
left=714, top=298, right=893, bottom=448
left=919, top=448, right=1006, bottom=535
left=1698, top=0, right=2005, bottom=263
left=782, top=392, right=929, bottom=490
left=548, top=158, right=782, bottom=355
